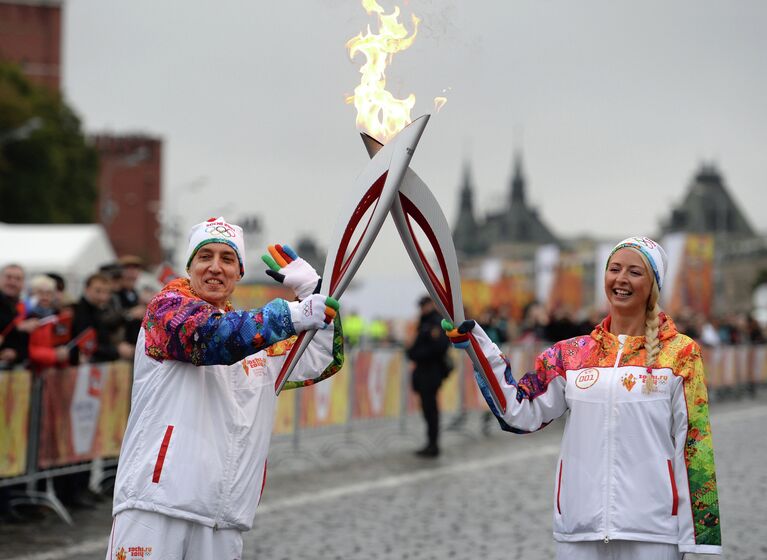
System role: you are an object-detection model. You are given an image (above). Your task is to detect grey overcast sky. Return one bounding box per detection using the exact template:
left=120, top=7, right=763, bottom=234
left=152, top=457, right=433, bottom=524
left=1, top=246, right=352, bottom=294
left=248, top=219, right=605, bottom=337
left=63, top=0, right=767, bottom=283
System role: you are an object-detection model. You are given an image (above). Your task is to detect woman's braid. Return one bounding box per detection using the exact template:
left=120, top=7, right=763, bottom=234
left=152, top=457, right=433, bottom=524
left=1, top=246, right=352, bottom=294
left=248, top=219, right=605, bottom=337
left=643, top=283, right=661, bottom=394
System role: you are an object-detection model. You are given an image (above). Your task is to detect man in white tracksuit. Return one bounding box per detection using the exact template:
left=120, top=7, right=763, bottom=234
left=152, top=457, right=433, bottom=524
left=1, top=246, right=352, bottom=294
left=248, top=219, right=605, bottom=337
left=106, top=217, right=343, bottom=560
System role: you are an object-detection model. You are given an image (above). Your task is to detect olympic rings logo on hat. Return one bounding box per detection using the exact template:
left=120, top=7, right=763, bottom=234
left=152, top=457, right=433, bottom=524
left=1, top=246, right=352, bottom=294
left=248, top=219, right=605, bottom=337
left=632, top=236, right=657, bottom=249
left=205, top=223, right=236, bottom=238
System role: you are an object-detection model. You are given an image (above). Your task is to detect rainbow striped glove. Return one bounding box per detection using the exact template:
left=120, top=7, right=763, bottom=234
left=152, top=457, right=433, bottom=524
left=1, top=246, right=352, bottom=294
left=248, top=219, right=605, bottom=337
left=262, top=243, right=321, bottom=300
left=441, top=319, right=476, bottom=350
left=288, top=294, right=339, bottom=333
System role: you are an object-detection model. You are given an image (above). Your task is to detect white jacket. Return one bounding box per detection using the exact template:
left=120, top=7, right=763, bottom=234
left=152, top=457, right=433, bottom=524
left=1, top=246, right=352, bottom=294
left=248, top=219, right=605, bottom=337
left=472, top=315, right=721, bottom=555
left=112, top=279, right=343, bottom=531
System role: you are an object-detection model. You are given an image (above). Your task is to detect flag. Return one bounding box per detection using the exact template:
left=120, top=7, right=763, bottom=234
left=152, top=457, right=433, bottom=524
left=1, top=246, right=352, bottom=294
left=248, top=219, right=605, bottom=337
left=68, top=328, right=97, bottom=358
left=157, top=263, right=179, bottom=286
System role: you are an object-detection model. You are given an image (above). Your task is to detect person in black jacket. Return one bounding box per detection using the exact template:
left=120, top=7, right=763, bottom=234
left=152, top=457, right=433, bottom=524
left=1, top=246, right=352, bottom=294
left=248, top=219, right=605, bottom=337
left=116, top=255, right=146, bottom=344
left=406, top=295, right=451, bottom=458
left=70, top=272, right=134, bottom=365
left=0, top=264, right=38, bottom=369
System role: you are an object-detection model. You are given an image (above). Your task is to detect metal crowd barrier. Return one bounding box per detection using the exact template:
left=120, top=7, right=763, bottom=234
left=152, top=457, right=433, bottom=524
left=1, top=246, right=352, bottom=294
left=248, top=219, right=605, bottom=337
left=0, top=362, right=129, bottom=524
left=1, top=343, right=764, bottom=524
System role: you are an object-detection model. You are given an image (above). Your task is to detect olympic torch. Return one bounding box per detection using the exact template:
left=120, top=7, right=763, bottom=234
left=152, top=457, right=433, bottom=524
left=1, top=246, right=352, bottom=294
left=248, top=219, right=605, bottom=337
left=274, top=115, right=429, bottom=394
left=359, top=134, right=508, bottom=415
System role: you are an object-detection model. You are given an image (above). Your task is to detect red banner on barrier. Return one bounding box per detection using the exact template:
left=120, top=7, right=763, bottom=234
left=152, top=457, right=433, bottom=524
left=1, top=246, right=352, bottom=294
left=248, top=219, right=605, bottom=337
left=352, top=349, right=402, bottom=419
left=37, top=362, right=131, bottom=469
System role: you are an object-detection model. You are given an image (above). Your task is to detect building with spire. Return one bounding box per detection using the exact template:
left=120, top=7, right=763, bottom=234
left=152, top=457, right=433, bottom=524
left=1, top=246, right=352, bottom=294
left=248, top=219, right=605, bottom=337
left=452, top=155, right=766, bottom=319
left=662, top=163, right=754, bottom=238
left=452, top=163, right=487, bottom=257
left=660, top=162, right=766, bottom=315
left=453, top=152, right=558, bottom=260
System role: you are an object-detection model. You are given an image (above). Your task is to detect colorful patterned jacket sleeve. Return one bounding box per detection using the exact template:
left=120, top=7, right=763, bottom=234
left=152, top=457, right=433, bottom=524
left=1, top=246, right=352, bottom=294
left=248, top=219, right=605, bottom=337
left=143, top=285, right=296, bottom=366
left=671, top=340, right=722, bottom=555
left=472, top=323, right=569, bottom=433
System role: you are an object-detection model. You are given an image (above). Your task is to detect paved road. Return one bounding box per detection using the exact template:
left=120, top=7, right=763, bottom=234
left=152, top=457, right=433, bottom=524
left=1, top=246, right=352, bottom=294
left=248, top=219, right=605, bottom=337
left=2, top=394, right=765, bottom=560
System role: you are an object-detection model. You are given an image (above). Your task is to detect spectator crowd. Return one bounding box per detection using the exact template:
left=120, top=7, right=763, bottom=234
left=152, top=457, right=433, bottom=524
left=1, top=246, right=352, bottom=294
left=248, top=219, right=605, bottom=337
left=0, top=256, right=161, bottom=516
left=0, top=257, right=156, bottom=374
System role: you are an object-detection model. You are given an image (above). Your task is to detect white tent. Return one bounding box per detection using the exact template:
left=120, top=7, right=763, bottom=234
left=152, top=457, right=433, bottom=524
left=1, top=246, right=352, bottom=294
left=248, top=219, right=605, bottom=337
left=0, top=223, right=116, bottom=297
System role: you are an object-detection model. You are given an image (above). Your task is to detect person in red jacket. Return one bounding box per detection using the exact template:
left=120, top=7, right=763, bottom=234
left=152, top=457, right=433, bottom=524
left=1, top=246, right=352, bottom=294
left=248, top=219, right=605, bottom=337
left=26, top=275, right=72, bottom=370
left=27, top=310, right=73, bottom=370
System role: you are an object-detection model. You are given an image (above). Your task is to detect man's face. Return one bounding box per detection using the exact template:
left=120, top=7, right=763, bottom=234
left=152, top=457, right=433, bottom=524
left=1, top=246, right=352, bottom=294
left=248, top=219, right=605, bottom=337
left=122, top=265, right=141, bottom=287
left=189, top=243, right=240, bottom=308
left=0, top=266, right=25, bottom=299
left=419, top=300, right=435, bottom=316
left=85, top=279, right=111, bottom=308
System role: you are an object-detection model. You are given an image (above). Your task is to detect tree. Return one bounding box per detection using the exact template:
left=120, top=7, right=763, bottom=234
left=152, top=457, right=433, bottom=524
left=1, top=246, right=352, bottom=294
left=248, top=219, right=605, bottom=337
left=0, top=61, right=98, bottom=223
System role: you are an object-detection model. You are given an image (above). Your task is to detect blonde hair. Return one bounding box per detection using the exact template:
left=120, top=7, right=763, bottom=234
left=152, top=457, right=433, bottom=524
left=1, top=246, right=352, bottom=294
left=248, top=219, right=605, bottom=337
left=29, top=274, right=56, bottom=293
left=615, top=247, right=663, bottom=393
left=643, top=281, right=661, bottom=393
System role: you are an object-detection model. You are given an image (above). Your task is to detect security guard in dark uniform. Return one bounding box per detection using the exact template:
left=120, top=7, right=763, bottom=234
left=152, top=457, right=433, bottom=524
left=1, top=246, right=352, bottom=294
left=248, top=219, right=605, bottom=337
left=406, top=295, right=451, bottom=457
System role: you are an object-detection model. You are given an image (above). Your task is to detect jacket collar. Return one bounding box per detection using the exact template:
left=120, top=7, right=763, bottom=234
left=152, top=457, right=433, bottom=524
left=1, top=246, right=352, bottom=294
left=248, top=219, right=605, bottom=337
left=591, top=312, right=678, bottom=353
left=163, top=277, right=234, bottom=312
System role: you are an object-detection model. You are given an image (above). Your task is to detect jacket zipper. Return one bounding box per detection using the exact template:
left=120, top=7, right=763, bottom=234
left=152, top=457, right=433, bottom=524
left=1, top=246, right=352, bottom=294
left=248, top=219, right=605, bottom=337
left=604, top=335, right=626, bottom=543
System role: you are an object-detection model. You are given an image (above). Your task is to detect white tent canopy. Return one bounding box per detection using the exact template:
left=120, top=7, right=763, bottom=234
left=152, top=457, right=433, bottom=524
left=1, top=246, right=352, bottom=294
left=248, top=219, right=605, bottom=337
left=0, top=223, right=116, bottom=297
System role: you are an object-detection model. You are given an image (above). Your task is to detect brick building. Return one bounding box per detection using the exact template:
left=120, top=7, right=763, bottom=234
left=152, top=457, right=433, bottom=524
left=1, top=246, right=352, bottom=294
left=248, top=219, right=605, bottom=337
left=0, top=0, right=62, bottom=90
left=91, top=134, right=164, bottom=265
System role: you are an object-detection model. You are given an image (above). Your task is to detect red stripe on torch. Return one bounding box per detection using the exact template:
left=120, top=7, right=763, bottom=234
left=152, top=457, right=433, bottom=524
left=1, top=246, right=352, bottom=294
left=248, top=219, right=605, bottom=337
left=399, top=193, right=453, bottom=317
left=330, top=172, right=388, bottom=295
left=470, top=335, right=508, bottom=413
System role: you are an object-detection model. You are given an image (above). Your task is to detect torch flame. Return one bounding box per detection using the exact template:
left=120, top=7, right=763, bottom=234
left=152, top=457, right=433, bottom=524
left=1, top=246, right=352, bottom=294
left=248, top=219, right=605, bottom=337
left=346, top=0, right=420, bottom=143
left=434, top=96, right=447, bottom=112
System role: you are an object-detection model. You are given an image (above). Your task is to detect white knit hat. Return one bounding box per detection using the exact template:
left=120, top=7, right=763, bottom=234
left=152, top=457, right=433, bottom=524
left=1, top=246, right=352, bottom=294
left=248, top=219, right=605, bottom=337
left=185, top=217, right=245, bottom=277
left=608, top=236, right=668, bottom=290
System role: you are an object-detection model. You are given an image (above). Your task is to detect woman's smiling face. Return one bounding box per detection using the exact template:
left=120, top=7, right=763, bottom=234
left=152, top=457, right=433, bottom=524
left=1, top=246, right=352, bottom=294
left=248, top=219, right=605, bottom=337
left=604, top=248, right=653, bottom=318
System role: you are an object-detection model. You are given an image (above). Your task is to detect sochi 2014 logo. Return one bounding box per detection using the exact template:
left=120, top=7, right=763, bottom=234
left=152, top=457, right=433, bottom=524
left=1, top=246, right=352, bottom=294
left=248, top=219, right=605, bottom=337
left=116, top=546, right=153, bottom=559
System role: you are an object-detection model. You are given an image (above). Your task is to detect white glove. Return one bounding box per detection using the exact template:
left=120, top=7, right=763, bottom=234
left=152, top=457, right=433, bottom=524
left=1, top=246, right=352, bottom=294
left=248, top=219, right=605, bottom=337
left=262, top=244, right=321, bottom=300
left=288, top=294, right=339, bottom=333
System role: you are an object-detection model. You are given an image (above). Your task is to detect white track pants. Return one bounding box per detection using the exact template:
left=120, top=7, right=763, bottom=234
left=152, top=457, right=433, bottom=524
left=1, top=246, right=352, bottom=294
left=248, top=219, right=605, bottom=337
left=556, top=540, right=684, bottom=560
left=105, top=510, right=243, bottom=560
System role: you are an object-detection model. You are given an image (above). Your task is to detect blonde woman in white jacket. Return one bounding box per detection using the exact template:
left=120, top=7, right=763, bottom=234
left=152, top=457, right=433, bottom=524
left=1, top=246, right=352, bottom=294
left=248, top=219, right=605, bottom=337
left=106, top=218, right=343, bottom=560
left=445, top=237, right=721, bottom=559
